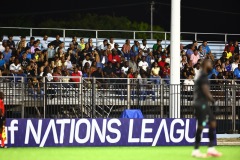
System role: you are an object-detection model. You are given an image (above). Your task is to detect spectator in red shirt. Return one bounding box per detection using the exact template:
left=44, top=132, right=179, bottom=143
left=110, top=49, right=121, bottom=66
left=158, top=56, right=166, bottom=70
left=161, top=63, right=170, bottom=84
left=224, top=41, right=235, bottom=53
left=71, top=67, right=82, bottom=87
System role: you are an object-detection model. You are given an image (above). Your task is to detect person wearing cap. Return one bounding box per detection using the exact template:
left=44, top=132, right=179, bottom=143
left=113, top=43, right=122, bottom=56
left=152, top=39, right=162, bottom=52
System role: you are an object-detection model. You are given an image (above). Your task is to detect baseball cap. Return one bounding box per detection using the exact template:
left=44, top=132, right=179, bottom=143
left=114, top=43, right=119, bottom=46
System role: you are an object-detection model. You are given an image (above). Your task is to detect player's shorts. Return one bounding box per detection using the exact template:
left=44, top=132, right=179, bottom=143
left=0, top=116, right=6, bottom=128
left=194, top=101, right=215, bottom=126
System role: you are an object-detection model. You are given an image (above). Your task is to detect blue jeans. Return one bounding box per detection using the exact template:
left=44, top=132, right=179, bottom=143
left=151, top=76, right=161, bottom=84
left=124, top=53, right=130, bottom=61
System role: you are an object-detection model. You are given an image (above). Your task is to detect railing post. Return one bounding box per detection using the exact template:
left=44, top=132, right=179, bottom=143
left=224, top=34, right=227, bottom=45
left=133, top=31, right=136, bottom=40
left=21, top=77, right=25, bottom=118
left=160, top=82, right=164, bottom=118
left=195, top=33, right=197, bottom=41
left=96, top=30, right=98, bottom=47
left=30, top=28, right=33, bottom=37
left=92, top=78, right=96, bottom=118
left=164, top=32, right=167, bottom=48
left=63, top=29, right=66, bottom=43
left=232, top=80, right=236, bottom=133
left=127, top=78, right=131, bottom=109
left=80, top=77, right=83, bottom=118
left=43, top=77, right=46, bottom=119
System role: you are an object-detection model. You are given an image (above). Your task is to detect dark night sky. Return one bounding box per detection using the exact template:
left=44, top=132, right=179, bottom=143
left=0, top=0, right=240, bottom=34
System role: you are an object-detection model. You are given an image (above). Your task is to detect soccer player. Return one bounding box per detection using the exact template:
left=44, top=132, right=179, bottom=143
left=0, top=91, right=7, bottom=148
left=192, top=59, right=222, bottom=158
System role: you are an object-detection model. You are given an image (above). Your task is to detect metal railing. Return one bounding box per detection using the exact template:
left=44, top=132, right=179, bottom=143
left=0, top=76, right=239, bottom=133
left=1, top=27, right=240, bottom=44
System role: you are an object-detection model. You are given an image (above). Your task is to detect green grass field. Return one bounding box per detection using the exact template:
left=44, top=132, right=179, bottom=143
left=0, top=146, right=239, bottom=160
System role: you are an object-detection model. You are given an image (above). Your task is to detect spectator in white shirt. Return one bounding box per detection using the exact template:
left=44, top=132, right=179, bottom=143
left=82, top=54, right=92, bottom=67
left=183, top=75, right=194, bottom=91
left=138, top=56, right=149, bottom=72
left=109, top=37, right=115, bottom=50
left=98, top=39, right=108, bottom=51
left=194, top=63, right=201, bottom=80
left=140, top=39, right=150, bottom=56
left=41, top=35, right=49, bottom=50
left=0, top=36, right=5, bottom=52
left=10, top=59, right=27, bottom=82
left=121, top=61, right=129, bottom=75
left=231, top=58, right=239, bottom=72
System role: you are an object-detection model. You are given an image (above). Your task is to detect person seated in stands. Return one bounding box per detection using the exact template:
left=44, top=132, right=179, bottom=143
left=197, top=45, right=205, bottom=59
left=92, top=67, right=105, bottom=89
left=183, top=75, right=194, bottom=101
left=224, top=41, right=235, bottom=53
left=182, top=63, right=195, bottom=79
left=186, top=44, right=195, bottom=60
left=103, top=62, right=115, bottom=78
left=158, top=56, right=166, bottom=70
left=86, top=38, right=94, bottom=53
left=98, top=39, right=108, bottom=53
left=146, top=52, right=156, bottom=67
left=55, top=42, right=65, bottom=54
left=30, top=41, right=41, bottom=55
left=6, top=35, right=15, bottom=50
left=114, top=62, right=122, bottom=77
left=110, top=49, right=121, bottom=67
left=113, top=43, right=122, bottom=56
left=49, top=35, right=62, bottom=49
left=225, top=46, right=233, bottom=60
left=52, top=67, right=61, bottom=82
left=0, top=53, right=6, bottom=76
left=138, top=56, right=149, bottom=73
left=121, top=61, right=129, bottom=75
left=180, top=55, right=188, bottom=70
left=64, top=54, right=73, bottom=74
left=131, top=40, right=139, bottom=57
left=78, top=38, right=85, bottom=51
left=89, top=61, right=97, bottom=77
left=27, top=37, right=35, bottom=48
left=128, top=55, right=137, bottom=73
left=69, top=36, right=78, bottom=50
left=82, top=54, right=92, bottom=67
left=2, top=46, right=12, bottom=67
left=9, top=58, right=26, bottom=82
left=152, top=39, right=162, bottom=52
left=28, top=76, right=44, bottom=99
left=19, top=53, right=30, bottom=72
left=184, top=40, right=198, bottom=50
left=140, top=39, right=150, bottom=57
left=127, top=67, right=134, bottom=78
left=233, top=64, right=240, bottom=82
left=153, top=45, right=163, bottom=60
left=231, top=58, right=239, bottom=72
left=201, top=40, right=214, bottom=61
left=16, top=40, right=26, bottom=57
left=161, top=63, right=170, bottom=85
left=71, top=67, right=82, bottom=87
left=234, top=41, right=239, bottom=55
left=190, top=49, right=200, bottom=66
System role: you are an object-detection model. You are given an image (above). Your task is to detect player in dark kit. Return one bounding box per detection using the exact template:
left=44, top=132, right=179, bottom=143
left=0, top=91, right=7, bottom=148
left=191, top=59, right=222, bottom=158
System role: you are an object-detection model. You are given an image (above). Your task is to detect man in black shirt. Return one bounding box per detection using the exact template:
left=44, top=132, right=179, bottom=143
left=192, top=59, right=222, bottom=158
left=49, top=35, right=62, bottom=49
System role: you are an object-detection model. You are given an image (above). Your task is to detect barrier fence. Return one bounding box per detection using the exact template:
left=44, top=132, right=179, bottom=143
left=0, top=76, right=239, bottom=133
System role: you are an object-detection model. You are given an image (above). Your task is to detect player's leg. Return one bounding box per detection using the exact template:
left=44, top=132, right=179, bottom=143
left=207, top=120, right=222, bottom=157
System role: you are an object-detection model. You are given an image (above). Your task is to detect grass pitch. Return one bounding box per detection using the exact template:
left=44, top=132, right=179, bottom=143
left=0, top=146, right=239, bottom=160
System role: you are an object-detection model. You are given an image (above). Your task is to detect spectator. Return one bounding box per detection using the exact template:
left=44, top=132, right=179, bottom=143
left=161, top=63, right=170, bottom=84
left=146, top=52, right=155, bottom=67
left=233, top=64, right=240, bottom=80
left=180, top=55, right=188, bottom=70
left=19, top=53, right=30, bottom=71
left=50, top=35, right=62, bottom=49
left=131, top=40, right=139, bottom=57
left=27, top=37, right=35, bottom=48
left=201, top=41, right=214, bottom=61
left=224, top=41, right=235, bottom=53
left=220, top=52, right=227, bottom=63
left=3, top=46, right=12, bottom=65
left=194, top=63, right=201, bottom=80
left=190, top=49, right=200, bottom=66
left=151, top=62, right=161, bottom=84
left=158, top=56, right=166, bottom=70
left=231, top=58, right=239, bottom=72
left=152, top=39, right=162, bottom=52
left=0, top=53, right=6, bottom=76
left=182, top=63, right=195, bottom=79
left=197, top=45, right=205, bottom=59
left=79, top=38, right=85, bottom=51
left=89, top=61, right=97, bottom=76
left=183, top=75, right=194, bottom=91
left=16, top=36, right=27, bottom=49
left=111, top=49, right=121, bottom=65
left=225, top=46, right=233, bottom=59
left=113, top=43, right=122, bottom=56
left=7, top=35, right=15, bottom=50
left=122, top=39, right=131, bottom=60
left=41, top=35, right=49, bottom=50
left=135, top=50, right=143, bottom=64
left=154, top=45, right=162, bottom=60
left=184, top=40, right=198, bottom=50
left=99, top=39, right=108, bottom=52
left=30, top=41, right=41, bottom=54
left=55, top=42, right=65, bottom=53
left=64, top=54, right=73, bottom=73
left=0, top=36, right=5, bottom=52
left=47, top=43, right=55, bottom=62
left=126, top=67, right=134, bottom=78
left=87, top=38, right=94, bottom=53
left=69, top=36, right=78, bottom=50
left=186, top=44, right=195, bottom=60
left=109, top=37, right=115, bottom=50
left=114, top=62, right=122, bottom=77
left=82, top=54, right=92, bottom=67
left=9, top=59, right=26, bottom=80
left=121, top=61, right=129, bottom=75
left=16, top=40, right=26, bottom=57
left=71, top=67, right=82, bottom=83
left=52, top=67, right=61, bottom=82
left=138, top=56, right=148, bottom=72
left=234, top=41, right=239, bottom=55
left=128, top=56, right=137, bottom=73
left=140, top=39, right=150, bottom=56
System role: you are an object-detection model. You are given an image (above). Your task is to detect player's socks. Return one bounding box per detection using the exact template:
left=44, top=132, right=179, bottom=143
left=207, top=147, right=222, bottom=157
left=194, top=128, right=202, bottom=149
left=208, top=127, right=214, bottom=147
left=0, top=133, right=4, bottom=147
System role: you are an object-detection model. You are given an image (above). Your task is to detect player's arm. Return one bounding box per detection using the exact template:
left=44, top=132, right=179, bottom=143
left=202, top=84, right=215, bottom=103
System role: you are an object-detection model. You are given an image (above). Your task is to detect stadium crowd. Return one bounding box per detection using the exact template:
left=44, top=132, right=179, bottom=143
left=0, top=34, right=239, bottom=89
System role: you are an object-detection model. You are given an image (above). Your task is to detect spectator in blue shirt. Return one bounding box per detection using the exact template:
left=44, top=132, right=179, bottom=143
left=2, top=46, right=12, bottom=65
left=0, top=53, right=6, bottom=73
left=186, top=44, right=195, bottom=60
left=233, top=64, right=240, bottom=79
left=201, top=40, right=214, bottom=61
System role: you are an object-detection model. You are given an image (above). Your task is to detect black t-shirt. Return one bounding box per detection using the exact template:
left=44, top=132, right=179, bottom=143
left=103, top=66, right=114, bottom=76
left=19, top=58, right=30, bottom=69
left=194, top=71, right=209, bottom=103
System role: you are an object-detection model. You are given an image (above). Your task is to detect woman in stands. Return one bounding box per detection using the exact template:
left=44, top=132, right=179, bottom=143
left=151, top=62, right=161, bottom=85
left=87, top=38, right=94, bottom=53
left=127, top=67, right=134, bottom=79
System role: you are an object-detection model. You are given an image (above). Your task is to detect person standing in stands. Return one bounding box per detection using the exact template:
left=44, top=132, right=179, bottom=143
left=6, top=35, right=15, bottom=50
left=122, top=39, right=131, bottom=60
left=79, top=38, right=85, bottom=51
left=234, top=41, right=239, bottom=55
left=41, top=35, right=49, bottom=50
left=152, top=39, right=162, bottom=52
left=201, top=41, right=214, bottom=61
left=140, top=39, right=150, bottom=56
left=27, top=37, right=35, bottom=48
